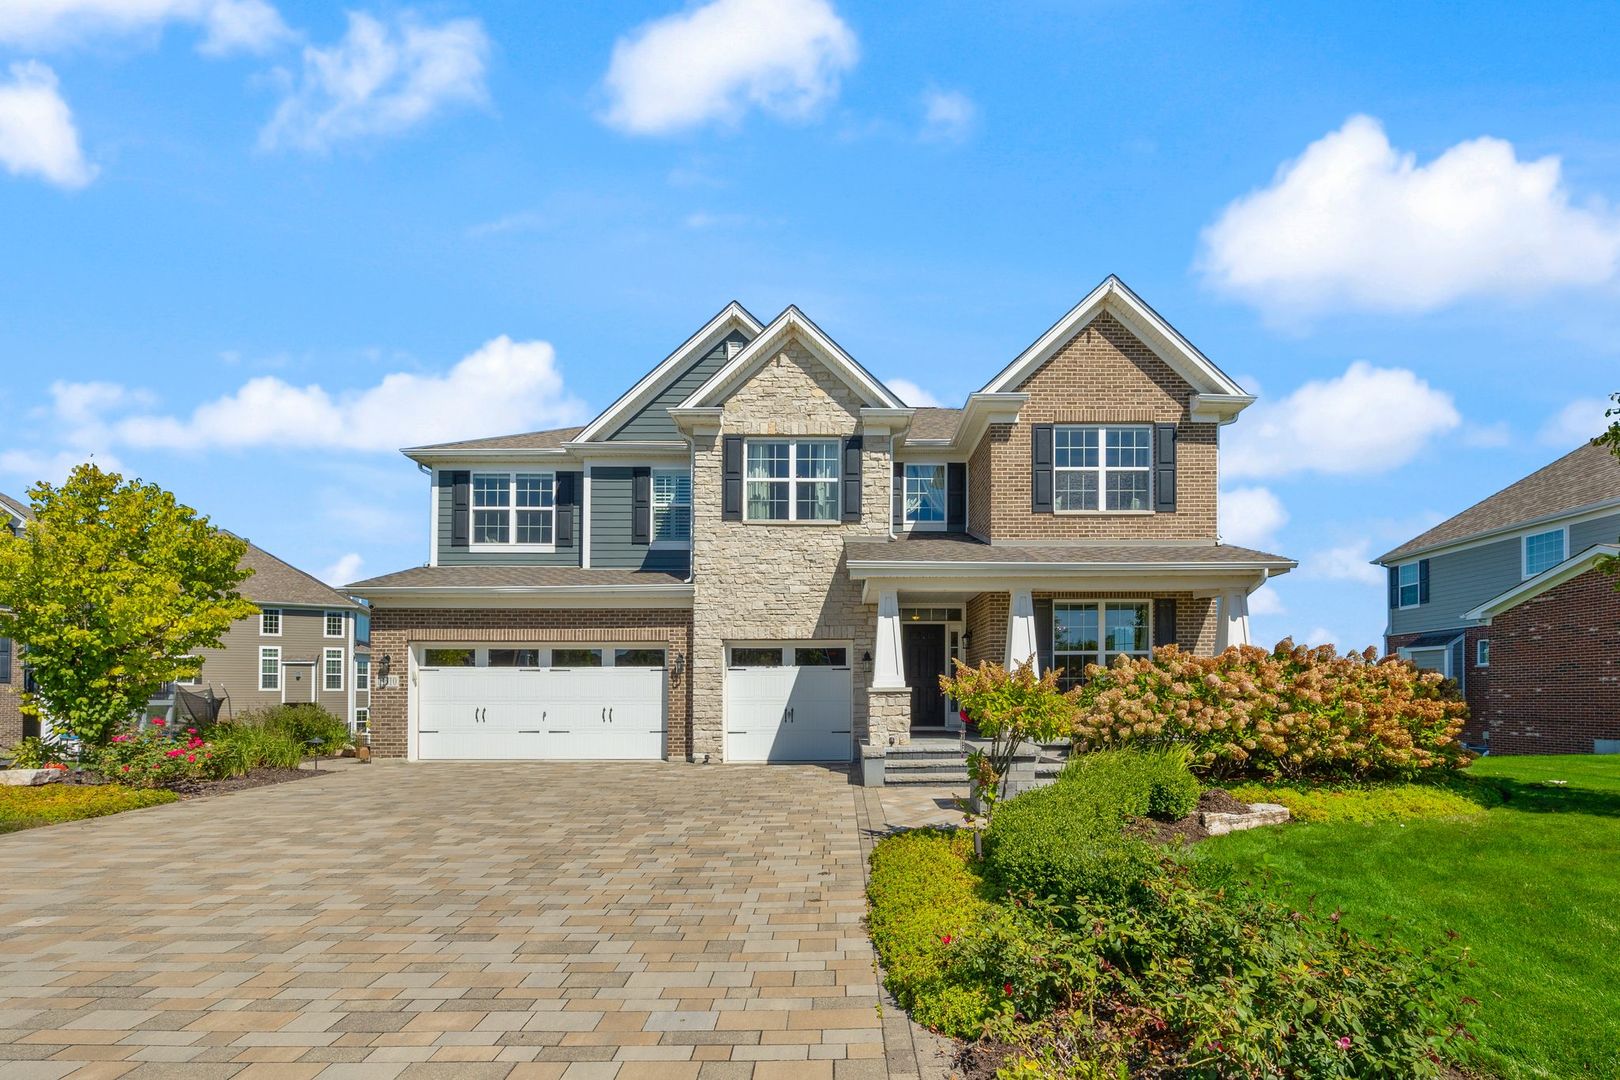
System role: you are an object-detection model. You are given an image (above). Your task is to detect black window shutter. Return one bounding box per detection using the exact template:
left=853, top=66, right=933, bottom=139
left=1033, top=598, right=1054, bottom=676
left=554, top=472, right=575, bottom=548
left=0, top=637, right=10, bottom=684
left=631, top=467, right=652, bottom=545
left=1031, top=424, right=1054, bottom=513
left=1418, top=559, right=1430, bottom=604
left=1153, top=423, right=1178, bottom=512
left=947, top=462, right=966, bottom=531
left=722, top=436, right=743, bottom=522
left=841, top=436, right=863, bottom=522
left=449, top=471, right=470, bottom=547
left=892, top=462, right=904, bottom=530
left=1153, top=599, right=1178, bottom=650
left=1388, top=566, right=1400, bottom=609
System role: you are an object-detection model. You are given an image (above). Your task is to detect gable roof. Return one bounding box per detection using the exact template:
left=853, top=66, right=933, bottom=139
left=1463, top=543, right=1620, bottom=622
left=575, top=301, right=764, bottom=443
left=979, top=275, right=1250, bottom=411
left=405, top=426, right=583, bottom=454
left=678, top=305, right=907, bottom=411
left=236, top=539, right=361, bottom=609
left=0, top=491, right=30, bottom=524
left=1378, top=441, right=1620, bottom=563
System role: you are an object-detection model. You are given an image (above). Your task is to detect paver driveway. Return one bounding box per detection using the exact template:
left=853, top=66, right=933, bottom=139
left=0, top=762, right=921, bottom=1080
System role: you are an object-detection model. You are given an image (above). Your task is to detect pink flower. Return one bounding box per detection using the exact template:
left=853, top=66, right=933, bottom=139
left=186, top=728, right=197, bottom=735
left=166, top=748, right=183, bottom=758
left=149, top=717, right=163, bottom=726
left=112, top=734, right=128, bottom=743
left=1336, top=1036, right=1352, bottom=1051
left=185, top=754, right=196, bottom=763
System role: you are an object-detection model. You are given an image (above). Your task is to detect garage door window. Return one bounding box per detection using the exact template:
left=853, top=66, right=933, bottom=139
left=424, top=648, right=476, bottom=667
left=552, top=648, right=603, bottom=668
left=794, top=646, right=847, bottom=666
left=731, top=646, right=784, bottom=667
left=488, top=649, right=541, bottom=667
left=614, top=648, right=666, bottom=667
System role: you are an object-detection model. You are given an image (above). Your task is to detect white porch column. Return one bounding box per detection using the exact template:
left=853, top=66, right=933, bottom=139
left=872, top=588, right=906, bottom=689
left=1216, top=588, right=1251, bottom=652
left=1006, top=588, right=1038, bottom=671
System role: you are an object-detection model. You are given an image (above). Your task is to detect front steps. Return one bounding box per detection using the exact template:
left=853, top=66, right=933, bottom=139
left=878, top=735, right=1071, bottom=787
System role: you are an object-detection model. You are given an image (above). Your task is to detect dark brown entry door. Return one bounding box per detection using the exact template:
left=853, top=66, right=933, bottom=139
left=902, top=624, right=946, bottom=729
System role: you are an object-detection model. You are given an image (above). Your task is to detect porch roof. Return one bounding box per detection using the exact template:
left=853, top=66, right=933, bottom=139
left=346, top=565, right=692, bottom=608
left=844, top=533, right=1295, bottom=573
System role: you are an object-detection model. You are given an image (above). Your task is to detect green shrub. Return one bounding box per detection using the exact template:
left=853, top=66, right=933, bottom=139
left=1060, top=746, right=1200, bottom=821
left=983, top=782, right=1163, bottom=905
left=867, top=829, right=997, bottom=1037
left=6, top=734, right=71, bottom=768
left=0, top=783, right=177, bottom=832
left=233, top=704, right=351, bottom=749
left=1227, top=778, right=1497, bottom=824
left=91, top=721, right=212, bottom=787
left=1073, top=641, right=1471, bottom=782
left=204, top=722, right=306, bottom=777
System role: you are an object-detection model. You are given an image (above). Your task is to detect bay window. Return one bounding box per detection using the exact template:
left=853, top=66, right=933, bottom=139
left=745, top=439, right=839, bottom=522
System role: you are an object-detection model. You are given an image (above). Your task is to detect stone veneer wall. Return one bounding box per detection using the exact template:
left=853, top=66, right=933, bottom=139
left=690, top=336, right=897, bottom=759
left=977, top=311, right=1219, bottom=542
left=367, top=608, right=693, bottom=760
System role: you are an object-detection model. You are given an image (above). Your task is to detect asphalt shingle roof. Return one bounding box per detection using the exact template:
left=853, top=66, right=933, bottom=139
left=407, top=426, right=585, bottom=452
left=0, top=492, right=31, bottom=522
left=844, top=532, right=1295, bottom=568
left=347, top=565, right=688, bottom=590
left=906, top=407, right=962, bottom=441
left=237, top=541, right=360, bottom=609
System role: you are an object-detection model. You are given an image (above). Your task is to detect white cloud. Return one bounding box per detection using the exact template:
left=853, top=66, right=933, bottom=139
left=601, top=0, right=857, bottom=135
left=886, top=377, right=942, bottom=408
left=1219, top=485, right=1288, bottom=549
left=1302, top=627, right=1342, bottom=649
left=1200, top=115, right=1620, bottom=318
left=259, top=10, right=489, bottom=152
left=1247, top=586, right=1285, bottom=617
left=0, top=0, right=290, bottom=55
left=1224, top=361, right=1460, bottom=479
left=1300, top=540, right=1385, bottom=587
left=0, top=61, right=95, bottom=188
left=919, top=86, right=975, bottom=143
left=52, top=336, right=587, bottom=453
left=320, top=552, right=363, bottom=587
left=1538, top=396, right=1614, bottom=447
left=1460, top=421, right=1512, bottom=449
left=0, top=448, right=122, bottom=484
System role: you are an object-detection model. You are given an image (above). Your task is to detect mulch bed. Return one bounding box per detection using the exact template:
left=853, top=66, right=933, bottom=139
left=165, top=766, right=329, bottom=798
left=1127, top=788, right=1252, bottom=847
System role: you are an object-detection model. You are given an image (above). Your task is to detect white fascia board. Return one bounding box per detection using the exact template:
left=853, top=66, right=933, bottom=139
left=1462, top=543, right=1619, bottom=622
left=678, top=306, right=906, bottom=411
left=858, top=407, right=916, bottom=436
left=854, top=569, right=1270, bottom=604
left=1373, top=496, right=1620, bottom=566
left=668, top=407, right=724, bottom=436
left=352, top=584, right=695, bottom=610
left=845, top=560, right=1294, bottom=578
left=979, top=276, right=1248, bottom=400
left=404, top=447, right=574, bottom=467
left=1189, top=393, right=1257, bottom=425
left=574, top=301, right=763, bottom=443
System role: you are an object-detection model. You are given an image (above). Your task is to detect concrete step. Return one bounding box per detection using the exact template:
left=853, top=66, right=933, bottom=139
left=885, top=755, right=965, bottom=771
left=884, top=768, right=966, bottom=785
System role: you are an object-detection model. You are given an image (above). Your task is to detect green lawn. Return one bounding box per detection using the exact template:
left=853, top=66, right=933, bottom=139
left=0, top=782, right=178, bottom=833
left=1203, top=755, right=1620, bottom=1080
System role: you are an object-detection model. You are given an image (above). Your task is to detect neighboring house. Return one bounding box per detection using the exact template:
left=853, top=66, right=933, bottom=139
left=1377, top=440, right=1620, bottom=755
left=150, top=539, right=371, bottom=732
left=349, top=276, right=1295, bottom=767
left=0, top=492, right=34, bottom=748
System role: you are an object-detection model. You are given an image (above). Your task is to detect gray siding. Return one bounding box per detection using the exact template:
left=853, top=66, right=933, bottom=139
left=191, top=608, right=352, bottom=719
left=607, top=330, right=749, bottom=442
left=1389, top=535, right=1523, bottom=634
left=589, top=466, right=691, bottom=574
left=1571, top=511, right=1620, bottom=554
left=435, top=471, right=583, bottom=567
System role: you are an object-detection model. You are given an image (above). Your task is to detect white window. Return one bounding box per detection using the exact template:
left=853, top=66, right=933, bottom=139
left=1052, top=601, right=1150, bottom=692
left=1523, top=528, right=1566, bottom=578
left=176, top=658, right=201, bottom=687
left=259, top=647, right=281, bottom=691
left=355, top=655, right=369, bottom=691
left=903, top=464, right=947, bottom=528
left=1053, top=426, right=1152, bottom=512
left=1397, top=563, right=1422, bottom=608
left=354, top=708, right=369, bottom=733
left=260, top=609, right=281, bottom=637
left=323, top=648, right=344, bottom=692
left=745, top=440, right=839, bottom=522
left=1476, top=639, right=1491, bottom=667
left=324, top=611, right=345, bottom=638
left=652, top=469, right=693, bottom=545
left=472, top=472, right=555, bottom=548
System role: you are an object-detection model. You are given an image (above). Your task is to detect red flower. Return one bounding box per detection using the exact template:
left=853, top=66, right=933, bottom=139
left=149, top=717, right=163, bottom=726
left=166, top=749, right=183, bottom=758
left=184, top=754, right=196, bottom=763
left=940, top=934, right=953, bottom=945
left=186, top=728, right=197, bottom=735
left=1002, top=983, right=1013, bottom=996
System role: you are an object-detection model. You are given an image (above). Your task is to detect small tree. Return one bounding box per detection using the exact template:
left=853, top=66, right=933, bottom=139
left=939, top=658, right=1079, bottom=819
left=1599, top=391, right=1620, bottom=586
left=0, top=464, right=257, bottom=747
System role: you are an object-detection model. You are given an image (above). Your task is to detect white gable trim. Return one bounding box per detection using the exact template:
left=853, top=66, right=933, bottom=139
left=677, top=306, right=907, bottom=411
left=1463, top=543, right=1620, bottom=622
left=979, top=275, right=1249, bottom=404
left=575, top=301, right=764, bottom=443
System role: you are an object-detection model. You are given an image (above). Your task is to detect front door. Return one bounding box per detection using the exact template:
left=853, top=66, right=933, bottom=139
left=902, top=623, right=946, bottom=729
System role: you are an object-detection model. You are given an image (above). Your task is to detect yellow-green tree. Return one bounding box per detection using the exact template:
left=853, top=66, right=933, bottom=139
left=0, top=464, right=257, bottom=746
left=1600, top=391, right=1620, bottom=587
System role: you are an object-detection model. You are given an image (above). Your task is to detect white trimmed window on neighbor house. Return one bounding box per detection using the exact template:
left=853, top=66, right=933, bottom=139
left=259, top=646, right=280, bottom=691
left=323, top=648, right=343, bottom=692
left=260, top=609, right=281, bottom=636
left=324, top=611, right=345, bottom=638
left=1523, top=528, right=1566, bottom=578
left=355, top=654, right=369, bottom=691
left=1397, top=563, right=1422, bottom=608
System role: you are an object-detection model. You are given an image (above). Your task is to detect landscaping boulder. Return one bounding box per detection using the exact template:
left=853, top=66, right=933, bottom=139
left=1201, top=802, right=1290, bottom=836
left=0, top=768, right=66, bottom=787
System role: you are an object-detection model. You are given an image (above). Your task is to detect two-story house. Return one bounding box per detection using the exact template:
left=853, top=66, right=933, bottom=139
left=1378, top=440, right=1620, bottom=755
left=348, top=276, right=1295, bottom=771
left=0, top=492, right=32, bottom=749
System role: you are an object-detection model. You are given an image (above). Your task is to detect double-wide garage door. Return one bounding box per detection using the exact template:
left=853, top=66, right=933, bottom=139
left=417, top=647, right=665, bottom=760
left=724, top=642, right=853, bottom=763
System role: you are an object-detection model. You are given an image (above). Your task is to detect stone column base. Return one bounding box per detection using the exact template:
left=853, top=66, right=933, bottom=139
left=866, top=686, right=912, bottom=749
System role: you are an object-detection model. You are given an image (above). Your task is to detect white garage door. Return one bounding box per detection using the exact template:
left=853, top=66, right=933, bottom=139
left=724, top=643, right=853, bottom=763
left=416, top=646, right=666, bottom=761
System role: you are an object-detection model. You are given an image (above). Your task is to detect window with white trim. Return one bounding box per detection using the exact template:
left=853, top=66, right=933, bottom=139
left=323, top=648, right=344, bottom=692
left=1476, top=639, right=1490, bottom=667
left=354, top=708, right=369, bottom=733
left=259, top=646, right=281, bottom=691
left=355, top=654, right=369, bottom=691
left=1052, top=601, right=1150, bottom=692
left=324, top=611, right=344, bottom=638
left=260, top=609, right=281, bottom=636
left=1396, top=563, right=1421, bottom=608
left=652, top=469, right=692, bottom=544
left=1523, top=528, right=1566, bottom=578
left=903, top=464, right=947, bottom=528
left=745, top=439, right=839, bottom=521
left=1053, top=425, right=1152, bottom=512
left=472, top=472, right=555, bottom=547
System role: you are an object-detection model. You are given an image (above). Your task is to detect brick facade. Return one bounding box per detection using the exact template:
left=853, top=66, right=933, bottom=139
left=0, top=639, right=26, bottom=749
left=964, top=590, right=1219, bottom=669
left=367, top=608, right=693, bottom=760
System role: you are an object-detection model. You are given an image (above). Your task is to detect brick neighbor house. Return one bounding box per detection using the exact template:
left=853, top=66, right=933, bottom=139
left=1377, top=440, right=1620, bottom=755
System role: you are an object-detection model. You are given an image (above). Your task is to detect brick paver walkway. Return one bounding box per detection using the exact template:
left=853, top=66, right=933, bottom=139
left=0, top=762, right=932, bottom=1080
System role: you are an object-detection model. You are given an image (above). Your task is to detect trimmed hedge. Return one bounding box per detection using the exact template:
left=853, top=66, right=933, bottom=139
left=1061, top=747, right=1201, bottom=821
left=983, top=786, right=1161, bottom=905
left=0, top=783, right=177, bottom=833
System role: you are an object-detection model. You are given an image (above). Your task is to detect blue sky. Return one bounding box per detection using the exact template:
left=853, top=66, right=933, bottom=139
left=2, top=0, right=1617, bottom=649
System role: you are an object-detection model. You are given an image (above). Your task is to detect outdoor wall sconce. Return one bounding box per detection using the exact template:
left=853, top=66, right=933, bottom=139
left=962, top=630, right=973, bottom=648
left=671, top=653, right=686, bottom=679
left=376, top=654, right=391, bottom=681
left=862, top=651, right=872, bottom=664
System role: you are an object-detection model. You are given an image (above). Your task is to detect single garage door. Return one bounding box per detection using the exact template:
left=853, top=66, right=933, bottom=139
left=416, top=646, right=666, bottom=760
left=724, top=642, right=853, bottom=763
